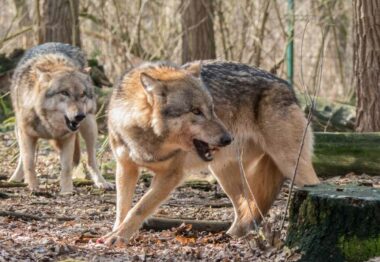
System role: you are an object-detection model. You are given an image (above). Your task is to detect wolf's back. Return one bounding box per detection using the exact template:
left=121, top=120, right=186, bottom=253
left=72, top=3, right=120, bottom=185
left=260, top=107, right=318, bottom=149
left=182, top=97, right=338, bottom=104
left=17, top=42, right=86, bottom=69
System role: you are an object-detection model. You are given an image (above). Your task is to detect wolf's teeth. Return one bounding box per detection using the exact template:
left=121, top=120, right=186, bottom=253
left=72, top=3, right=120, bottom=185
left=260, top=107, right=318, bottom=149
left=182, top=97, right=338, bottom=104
left=205, top=152, right=211, bottom=158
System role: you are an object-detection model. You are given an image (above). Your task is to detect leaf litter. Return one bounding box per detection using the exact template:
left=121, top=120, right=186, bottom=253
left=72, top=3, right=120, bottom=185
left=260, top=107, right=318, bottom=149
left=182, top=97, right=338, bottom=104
left=1, top=132, right=379, bottom=261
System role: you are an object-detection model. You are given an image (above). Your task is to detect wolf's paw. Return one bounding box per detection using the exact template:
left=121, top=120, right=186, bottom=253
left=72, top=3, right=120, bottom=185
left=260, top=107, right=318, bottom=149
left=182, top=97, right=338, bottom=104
left=95, top=181, right=115, bottom=190
left=59, top=185, right=74, bottom=195
left=226, top=222, right=253, bottom=238
left=27, top=182, right=40, bottom=192
left=99, top=232, right=128, bottom=247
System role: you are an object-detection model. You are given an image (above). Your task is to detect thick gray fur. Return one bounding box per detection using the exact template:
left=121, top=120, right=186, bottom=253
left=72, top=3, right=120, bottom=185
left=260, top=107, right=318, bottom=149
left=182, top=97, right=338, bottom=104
left=13, top=42, right=86, bottom=82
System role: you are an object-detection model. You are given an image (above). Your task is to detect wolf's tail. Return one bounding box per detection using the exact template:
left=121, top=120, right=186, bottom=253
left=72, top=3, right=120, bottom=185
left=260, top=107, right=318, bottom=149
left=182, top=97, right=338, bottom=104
left=73, top=133, right=81, bottom=166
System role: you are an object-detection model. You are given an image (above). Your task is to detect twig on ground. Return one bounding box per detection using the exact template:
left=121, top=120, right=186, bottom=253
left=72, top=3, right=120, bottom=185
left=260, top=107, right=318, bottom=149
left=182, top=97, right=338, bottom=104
left=0, top=210, right=76, bottom=222
left=0, top=181, right=27, bottom=188
left=0, top=211, right=43, bottom=221
left=142, top=217, right=231, bottom=233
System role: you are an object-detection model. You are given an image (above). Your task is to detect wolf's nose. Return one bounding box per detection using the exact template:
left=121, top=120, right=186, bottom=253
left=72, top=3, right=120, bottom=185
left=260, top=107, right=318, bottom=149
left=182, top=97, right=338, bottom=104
left=75, top=113, right=86, bottom=122
left=219, top=134, right=232, bottom=146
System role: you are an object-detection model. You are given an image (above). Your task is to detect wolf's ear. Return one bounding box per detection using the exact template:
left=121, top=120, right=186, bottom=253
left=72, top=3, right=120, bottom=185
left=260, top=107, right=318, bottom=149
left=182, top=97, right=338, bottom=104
left=34, top=65, right=52, bottom=82
left=140, top=73, right=161, bottom=93
left=182, top=61, right=201, bottom=78
left=82, top=67, right=92, bottom=74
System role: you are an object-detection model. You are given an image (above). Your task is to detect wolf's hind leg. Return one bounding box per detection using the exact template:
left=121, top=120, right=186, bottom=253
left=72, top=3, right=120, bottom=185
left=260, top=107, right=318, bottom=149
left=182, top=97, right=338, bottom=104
left=245, top=154, right=285, bottom=219
left=209, top=161, right=251, bottom=237
left=261, top=107, right=320, bottom=186
left=79, top=114, right=114, bottom=189
left=209, top=153, right=284, bottom=238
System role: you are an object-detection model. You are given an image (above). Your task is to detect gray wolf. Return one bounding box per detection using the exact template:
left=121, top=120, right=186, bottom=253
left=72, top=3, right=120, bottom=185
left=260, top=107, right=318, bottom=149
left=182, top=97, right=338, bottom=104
left=101, top=60, right=320, bottom=245
left=8, top=42, right=113, bottom=193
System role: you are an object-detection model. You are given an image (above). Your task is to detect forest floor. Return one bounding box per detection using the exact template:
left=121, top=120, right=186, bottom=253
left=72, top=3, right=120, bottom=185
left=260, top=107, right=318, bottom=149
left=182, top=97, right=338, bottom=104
left=1, top=131, right=380, bottom=262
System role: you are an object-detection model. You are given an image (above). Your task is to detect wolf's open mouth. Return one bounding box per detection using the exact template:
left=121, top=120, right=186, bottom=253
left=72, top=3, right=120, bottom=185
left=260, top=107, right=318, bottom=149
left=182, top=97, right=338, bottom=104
left=65, top=116, right=79, bottom=132
left=193, top=139, right=218, bottom=161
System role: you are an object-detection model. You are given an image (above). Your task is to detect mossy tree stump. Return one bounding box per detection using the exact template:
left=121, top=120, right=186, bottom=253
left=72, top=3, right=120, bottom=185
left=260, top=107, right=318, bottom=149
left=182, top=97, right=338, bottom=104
left=286, top=184, right=380, bottom=262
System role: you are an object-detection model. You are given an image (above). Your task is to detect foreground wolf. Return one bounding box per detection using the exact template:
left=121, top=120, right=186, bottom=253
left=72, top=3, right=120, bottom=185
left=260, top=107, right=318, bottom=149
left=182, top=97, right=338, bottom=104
left=8, top=42, right=112, bottom=193
left=102, top=61, right=320, bottom=245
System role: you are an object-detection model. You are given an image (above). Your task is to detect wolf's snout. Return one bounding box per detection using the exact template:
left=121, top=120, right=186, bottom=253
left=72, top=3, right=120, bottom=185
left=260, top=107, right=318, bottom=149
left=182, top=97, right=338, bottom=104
left=219, top=133, right=233, bottom=147
left=75, top=113, right=86, bottom=122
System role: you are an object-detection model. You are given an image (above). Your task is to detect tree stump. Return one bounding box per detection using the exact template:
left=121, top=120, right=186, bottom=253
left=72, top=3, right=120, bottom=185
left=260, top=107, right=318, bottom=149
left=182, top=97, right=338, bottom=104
left=286, top=184, right=380, bottom=262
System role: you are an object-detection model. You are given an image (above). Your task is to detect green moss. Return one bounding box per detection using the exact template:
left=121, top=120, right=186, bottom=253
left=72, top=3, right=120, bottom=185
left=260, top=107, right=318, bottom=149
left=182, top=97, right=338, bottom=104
left=73, top=178, right=93, bottom=187
left=299, top=196, right=318, bottom=225
left=338, top=235, right=380, bottom=262
left=286, top=184, right=380, bottom=262
left=313, top=132, right=380, bottom=177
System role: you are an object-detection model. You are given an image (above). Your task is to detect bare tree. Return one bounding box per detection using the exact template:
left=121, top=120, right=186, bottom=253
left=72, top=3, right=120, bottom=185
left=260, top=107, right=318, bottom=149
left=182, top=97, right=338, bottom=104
left=13, top=0, right=34, bottom=48
left=181, top=0, right=216, bottom=64
left=38, top=0, right=81, bottom=46
left=353, top=0, right=380, bottom=131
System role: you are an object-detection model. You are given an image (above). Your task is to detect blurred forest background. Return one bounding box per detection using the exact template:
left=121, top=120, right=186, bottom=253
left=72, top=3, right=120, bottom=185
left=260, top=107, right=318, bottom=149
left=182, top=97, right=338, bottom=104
left=0, top=0, right=377, bottom=132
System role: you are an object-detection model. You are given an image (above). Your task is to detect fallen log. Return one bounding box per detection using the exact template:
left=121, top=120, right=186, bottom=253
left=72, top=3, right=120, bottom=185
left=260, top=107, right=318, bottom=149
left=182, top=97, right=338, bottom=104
left=143, top=217, right=231, bottom=233
left=0, top=181, right=27, bottom=188
left=313, top=132, right=380, bottom=177
left=0, top=192, right=9, bottom=199
left=286, top=184, right=380, bottom=262
left=0, top=210, right=43, bottom=221
left=0, top=210, right=75, bottom=222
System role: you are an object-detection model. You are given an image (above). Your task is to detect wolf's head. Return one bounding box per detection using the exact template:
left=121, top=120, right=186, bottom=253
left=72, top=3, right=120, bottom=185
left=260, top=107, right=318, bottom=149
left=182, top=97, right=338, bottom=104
left=34, top=64, right=96, bottom=132
left=138, top=67, right=232, bottom=161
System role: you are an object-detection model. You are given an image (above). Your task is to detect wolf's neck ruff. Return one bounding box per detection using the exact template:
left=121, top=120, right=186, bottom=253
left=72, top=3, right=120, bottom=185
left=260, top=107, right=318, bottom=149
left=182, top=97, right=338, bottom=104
left=114, top=131, right=181, bottom=164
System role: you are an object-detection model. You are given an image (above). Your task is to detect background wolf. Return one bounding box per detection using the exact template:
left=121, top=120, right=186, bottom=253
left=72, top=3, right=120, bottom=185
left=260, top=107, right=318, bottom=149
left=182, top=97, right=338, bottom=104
left=102, top=61, right=320, bottom=245
left=8, top=42, right=112, bottom=193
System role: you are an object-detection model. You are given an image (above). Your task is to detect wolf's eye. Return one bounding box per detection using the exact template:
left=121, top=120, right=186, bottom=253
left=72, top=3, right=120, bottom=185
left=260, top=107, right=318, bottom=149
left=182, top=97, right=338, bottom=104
left=191, top=108, right=203, bottom=116
left=61, top=91, right=70, bottom=97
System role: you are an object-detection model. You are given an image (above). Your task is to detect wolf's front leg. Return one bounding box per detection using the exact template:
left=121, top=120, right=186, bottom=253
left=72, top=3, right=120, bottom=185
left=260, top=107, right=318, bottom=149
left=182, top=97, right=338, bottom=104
left=56, top=135, right=76, bottom=194
left=18, top=129, right=38, bottom=191
left=9, top=155, right=24, bottom=182
left=80, top=114, right=114, bottom=190
left=9, top=128, right=24, bottom=182
left=113, top=159, right=139, bottom=230
left=102, top=165, right=185, bottom=246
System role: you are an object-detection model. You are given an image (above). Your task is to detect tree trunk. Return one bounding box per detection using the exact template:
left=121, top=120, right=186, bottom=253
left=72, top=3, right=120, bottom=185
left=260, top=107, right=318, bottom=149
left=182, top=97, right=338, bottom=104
left=38, top=0, right=81, bottom=47
left=353, top=0, right=380, bottom=131
left=286, top=184, right=380, bottom=262
left=181, top=0, right=216, bottom=64
left=13, top=0, right=34, bottom=48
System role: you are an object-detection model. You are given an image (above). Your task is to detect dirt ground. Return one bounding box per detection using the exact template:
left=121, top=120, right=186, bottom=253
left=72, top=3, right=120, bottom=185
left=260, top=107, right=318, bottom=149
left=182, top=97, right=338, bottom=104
left=1, top=132, right=379, bottom=261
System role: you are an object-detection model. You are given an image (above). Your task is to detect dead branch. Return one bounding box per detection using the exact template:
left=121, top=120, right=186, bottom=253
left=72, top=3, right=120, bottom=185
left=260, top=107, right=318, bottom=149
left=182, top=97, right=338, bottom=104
left=0, top=211, right=44, bottom=221
left=0, top=181, right=27, bottom=188
left=0, top=210, right=75, bottom=222
left=143, top=217, right=231, bottom=233
left=0, top=192, right=9, bottom=199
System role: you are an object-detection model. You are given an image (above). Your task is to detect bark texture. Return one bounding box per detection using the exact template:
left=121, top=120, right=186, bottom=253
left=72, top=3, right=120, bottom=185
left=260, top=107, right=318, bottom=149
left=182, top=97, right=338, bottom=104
left=13, top=0, right=34, bottom=48
left=38, top=0, right=81, bottom=46
left=181, top=0, right=216, bottom=64
left=353, top=0, right=380, bottom=131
